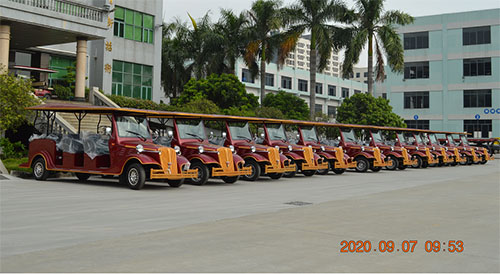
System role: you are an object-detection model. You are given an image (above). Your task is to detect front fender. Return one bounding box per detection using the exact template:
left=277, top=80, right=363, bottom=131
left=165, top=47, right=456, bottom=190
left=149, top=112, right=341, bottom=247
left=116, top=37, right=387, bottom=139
left=241, top=152, right=268, bottom=162
left=233, top=154, right=245, bottom=165
left=31, top=151, right=56, bottom=169
left=384, top=151, right=403, bottom=158
left=352, top=151, right=374, bottom=159
left=176, top=155, right=190, bottom=167
left=284, top=151, right=305, bottom=161
left=411, top=151, right=427, bottom=158
left=189, top=153, right=219, bottom=164
left=316, top=151, right=336, bottom=160
left=279, top=154, right=289, bottom=163
left=126, top=154, right=160, bottom=166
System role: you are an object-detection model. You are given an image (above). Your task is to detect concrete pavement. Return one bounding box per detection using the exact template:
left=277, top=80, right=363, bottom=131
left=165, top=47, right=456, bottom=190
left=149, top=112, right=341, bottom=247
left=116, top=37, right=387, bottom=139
left=1, top=160, right=499, bottom=272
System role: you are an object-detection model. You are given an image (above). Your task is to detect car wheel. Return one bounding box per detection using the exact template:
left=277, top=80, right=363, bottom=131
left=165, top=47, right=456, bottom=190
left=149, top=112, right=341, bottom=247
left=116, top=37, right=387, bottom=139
left=283, top=159, right=297, bottom=178
left=268, top=173, right=283, bottom=180
left=167, top=179, right=184, bottom=188
left=120, top=163, right=146, bottom=190
left=32, top=157, right=50, bottom=181
left=223, top=176, right=239, bottom=184
left=75, top=173, right=91, bottom=181
left=189, top=161, right=209, bottom=185
left=242, top=158, right=260, bottom=181
left=412, top=155, right=423, bottom=168
left=370, top=166, right=382, bottom=172
left=316, top=158, right=330, bottom=175
left=332, top=168, right=345, bottom=174
left=355, top=157, right=369, bottom=172
left=302, top=170, right=316, bottom=176
left=386, top=155, right=398, bottom=171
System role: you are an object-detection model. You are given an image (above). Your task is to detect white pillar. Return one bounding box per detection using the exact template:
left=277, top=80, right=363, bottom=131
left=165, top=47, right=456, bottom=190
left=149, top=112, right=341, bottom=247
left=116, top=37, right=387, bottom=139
left=74, top=38, right=87, bottom=101
left=0, top=24, right=10, bottom=74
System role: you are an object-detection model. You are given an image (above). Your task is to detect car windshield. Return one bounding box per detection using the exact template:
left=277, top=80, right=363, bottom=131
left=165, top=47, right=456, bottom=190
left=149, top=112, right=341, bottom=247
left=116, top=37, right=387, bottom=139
left=460, top=135, right=469, bottom=145
left=414, top=134, right=425, bottom=145
left=447, top=135, right=456, bottom=146
left=301, top=126, right=318, bottom=142
left=228, top=122, right=252, bottom=141
left=266, top=124, right=287, bottom=141
left=429, top=134, right=440, bottom=145
left=401, top=133, right=416, bottom=145
left=177, top=119, right=206, bottom=140
left=342, top=129, right=360, bottom=144
left=371, top=131, right=384, bottom=143
left=116, top=116, right=151, bottom=140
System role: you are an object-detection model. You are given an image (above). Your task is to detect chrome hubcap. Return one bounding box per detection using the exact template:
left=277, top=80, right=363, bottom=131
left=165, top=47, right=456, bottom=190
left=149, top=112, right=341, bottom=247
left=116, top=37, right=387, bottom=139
left=34, top=162, right=43, bottom=177
left=128, top=168, right=138, bottom=186
left=357, top=161, right=366, bottom=170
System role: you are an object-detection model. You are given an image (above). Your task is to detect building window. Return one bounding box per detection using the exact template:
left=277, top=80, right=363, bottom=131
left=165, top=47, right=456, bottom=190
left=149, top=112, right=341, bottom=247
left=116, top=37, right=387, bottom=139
left=404, top=31, right=429, bottom=50
left=112, top=60, right=153, bottom=100
left=463, top=89, right=491, bottom=108
left=382, top=93, right=387, bottom=99
left=464, top=120, right=492, bottom=138
left=298, top=61, right=305, bottom=66
left=286, top=60, right=295, bottom=66
left=354, top=90, right=361, bottom=94
left=241, top=69, right=254, bottom=83
left=49, top=55, right=75, bottom=86
left=405, top=120, right=429, bottom=130
left=328, top=106, right=337, bottom=118
left=404, top=62, right=429, bottom=79
left=298, top=79, right=308, bottom=92
left=265, top=73, right=274, bottom=86
left=328, top=85, right=336, bottom=96
left=364, top=72, right=368, bottom=77
left=315, top=83, right=323, bottom=94
left=463, top=26, right=490, bottom=46
left=282, top=76, right=292, bottom=89
left=315, top=104, right=323, bottom=114
left=341, top=87, right=349, bottom=98
left=463, top=58, right=491, bottom=76
left=356, top=72, right=360, bottom=78
left=114, top=6, right=154, bottom=44
left=404, top=91, right=429, bottom=109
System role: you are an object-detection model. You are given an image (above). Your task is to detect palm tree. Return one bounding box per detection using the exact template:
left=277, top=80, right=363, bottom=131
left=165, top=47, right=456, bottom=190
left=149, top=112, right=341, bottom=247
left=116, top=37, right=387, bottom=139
left=342, top=0, right=413, bottom=95
left=214, top=9, right=250, bottom=75
left=282, top=0, right=353, bottom=118
left=244, top=0, right=295, bottom=105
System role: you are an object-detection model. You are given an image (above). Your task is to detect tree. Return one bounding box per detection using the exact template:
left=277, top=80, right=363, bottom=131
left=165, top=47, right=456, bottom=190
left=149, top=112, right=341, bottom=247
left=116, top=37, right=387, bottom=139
left=180, top=98, right=221, bottom=114
left=282, top=0, right=353, bottom=118
left=173, top=73, right=259, bottom=112
left=0, top=72, right=39, bottom=131
left=255, top=106, right=285, bottom=119
left=262, top=90, right=309, bottom=120
left=244, top=0, right=295, bottom=105
left=342, top=0, right=413, bottom=95
left=336, top=93, right=406, bottom=127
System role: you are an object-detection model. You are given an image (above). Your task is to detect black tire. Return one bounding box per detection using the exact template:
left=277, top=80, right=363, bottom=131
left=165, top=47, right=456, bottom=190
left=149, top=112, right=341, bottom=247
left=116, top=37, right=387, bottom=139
left=412, top=155, right=423, bottom=168
left=316, top=158, right=330, bottom=175
left=120, top=162, right=146, bottom=190
left=75, top=173, right=91, bottom=181
left=101, top=175, right=114, bottom=179
left=332, top=168, right=345, bottom=174
left=189, top=161, right=210, bottom=185
left=283, top=159, right=297, bottom=178
left=466, top=156, right=473, bottom=165
left=223, top=176, right=239, bottom=184
left=302, top=170, right=316, bottom=176
left=421, top=159, right=429, bottom=168
left=480, top=155, right=487, bottom=165
left=370, top=166, right=382, bottom=172
left=459, top=154, right=467, bottom=165
left=167, top=179, right=184, bottom=188
left=32, top=157, right=50, bottom=181
left=437, top=157, right=444, bottom=167
left=242, top=158, right=261, bottom=181
left=268, top=173, right=283, bottom=180
left=386, top=155, right=398, bottom=171
left=355, top=157, right=369, bottom=172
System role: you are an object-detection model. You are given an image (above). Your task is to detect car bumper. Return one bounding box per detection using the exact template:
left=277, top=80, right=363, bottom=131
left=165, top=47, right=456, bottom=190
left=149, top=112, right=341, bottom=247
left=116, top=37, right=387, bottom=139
left=302, top=161, right=329, bottom=171
left=212, top=166, right=252, bottom=177
left=150, top=169, right=198, bottom=180
left=264, top=163, right=297, bottom=174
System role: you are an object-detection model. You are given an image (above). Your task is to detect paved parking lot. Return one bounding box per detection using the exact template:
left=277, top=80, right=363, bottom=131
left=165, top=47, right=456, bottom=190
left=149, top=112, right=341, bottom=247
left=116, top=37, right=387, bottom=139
left=1, top=160, right=499, bottom=272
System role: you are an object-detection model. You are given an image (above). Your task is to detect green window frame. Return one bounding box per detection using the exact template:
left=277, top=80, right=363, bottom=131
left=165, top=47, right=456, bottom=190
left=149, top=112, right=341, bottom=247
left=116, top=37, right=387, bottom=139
left=113, top=6, right=154, bottom=44
left=112, top=60, right=153, bottom=100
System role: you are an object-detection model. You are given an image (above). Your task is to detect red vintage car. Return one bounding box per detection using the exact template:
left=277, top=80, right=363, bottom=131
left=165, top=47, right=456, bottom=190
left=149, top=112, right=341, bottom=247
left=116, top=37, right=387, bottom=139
left=296, top=125, right=356, bottom=175
left=395, top=131, right=440, bottom=168
left=366, top=129, right=417, bottom=170
left=419, top=132, right=455, bottom=166
left=449, top=134, right=492, bottom=164
left=20, top=104, right=197, bottom=190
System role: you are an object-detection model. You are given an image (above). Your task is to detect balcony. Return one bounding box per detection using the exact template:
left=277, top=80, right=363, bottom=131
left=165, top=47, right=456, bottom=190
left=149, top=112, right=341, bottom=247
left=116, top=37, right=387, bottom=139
left=8, top=0, right=107, bottom=22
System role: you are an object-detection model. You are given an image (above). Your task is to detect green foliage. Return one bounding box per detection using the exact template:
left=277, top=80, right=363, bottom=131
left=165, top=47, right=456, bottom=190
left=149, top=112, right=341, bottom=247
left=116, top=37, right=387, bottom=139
left=262, top=90, right=310, bottom=120
left=107, top=95, right=174, bottom=111
left=0, top=73, right=39, bottom=131
left=179, top=98, right=221, bottom=114
left=2, top=157, right=31, bottom=173
left=53, top=84, right=72, bottom=100
left=63, top=61, right=76, bottom=91
left=174, top=73, right=259, bottom=111
left=255, top=106, right=285, bottom=119
left=0, top=138, right=28, bottom=159
left=336, top=93, right=406, bottom=128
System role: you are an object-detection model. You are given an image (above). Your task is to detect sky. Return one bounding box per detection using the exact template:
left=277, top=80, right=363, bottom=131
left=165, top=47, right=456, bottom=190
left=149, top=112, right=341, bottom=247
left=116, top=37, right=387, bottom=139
left=162, top=0, right=500, bottom=67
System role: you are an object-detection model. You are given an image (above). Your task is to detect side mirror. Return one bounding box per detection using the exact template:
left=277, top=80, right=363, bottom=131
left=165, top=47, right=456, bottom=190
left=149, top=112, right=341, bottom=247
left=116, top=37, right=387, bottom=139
left=260, top=133, right=265, bottom=139
left=167, top=130, right=173, bottom=138
left=337, top=136, right=341, bottom=141
left=296, top=134, right=300, bottom=139
left=209, top=131, right=214, bottom=139
left=105, top=127, right=112, bottom=136
left=369, top=137, right=373, bottom=141
left=222, top=132, right=227, bottom=139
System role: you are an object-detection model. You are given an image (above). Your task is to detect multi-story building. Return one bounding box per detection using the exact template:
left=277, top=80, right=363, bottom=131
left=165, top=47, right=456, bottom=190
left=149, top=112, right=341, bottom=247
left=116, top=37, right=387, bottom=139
left=375, top=9, right=499, bottom=138
left=1, top=0, right=164, bottom=102
left=284, top=35, right=341, bottom=77
left=350, top=67, right=369, bottom=84
left=236, top=59, right=367, bottom=119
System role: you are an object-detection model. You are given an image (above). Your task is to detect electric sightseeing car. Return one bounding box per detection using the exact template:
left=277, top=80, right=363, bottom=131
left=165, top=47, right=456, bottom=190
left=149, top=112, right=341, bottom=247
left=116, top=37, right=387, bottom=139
left=21, top=104, right=197, bottom=190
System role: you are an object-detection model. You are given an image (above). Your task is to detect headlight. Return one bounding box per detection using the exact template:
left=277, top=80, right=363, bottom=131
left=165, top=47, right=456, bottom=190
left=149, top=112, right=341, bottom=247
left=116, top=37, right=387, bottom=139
left=136, top=144, right=144, bottom=153
left=445, top=147, right=448, bottom=151
left=391, top=146, right=394, bottom=151
left=288, top=145, right=293, bottom=151
left=174, top=145, right=181, bottom=154
left=182, top=163, right=190, bottom=171
left=198, top=146, right=204, bottom=153
left=308, top=145, right=312, bottom=148
left=362, top=146, right=365, bottom=152
left=229, top=145, right=235, bottom=153
left=432, top=147, right=435, bottom=150
left=321, top=146, right=325, bottom=151
left=250, top=145, right=256, bottom=153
